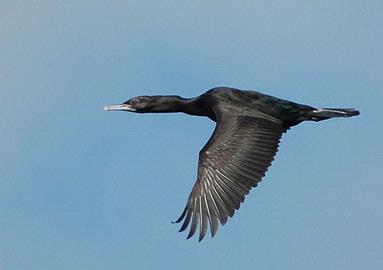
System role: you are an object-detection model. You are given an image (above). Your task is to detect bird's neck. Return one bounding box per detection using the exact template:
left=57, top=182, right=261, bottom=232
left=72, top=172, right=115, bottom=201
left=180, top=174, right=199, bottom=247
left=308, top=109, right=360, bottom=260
left=148, top=95, right=213, bottom=119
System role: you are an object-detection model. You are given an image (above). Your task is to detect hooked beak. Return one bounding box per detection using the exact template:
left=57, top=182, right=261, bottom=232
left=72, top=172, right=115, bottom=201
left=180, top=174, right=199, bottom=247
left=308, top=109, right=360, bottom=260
left=104, top=104, right=136, bottom=112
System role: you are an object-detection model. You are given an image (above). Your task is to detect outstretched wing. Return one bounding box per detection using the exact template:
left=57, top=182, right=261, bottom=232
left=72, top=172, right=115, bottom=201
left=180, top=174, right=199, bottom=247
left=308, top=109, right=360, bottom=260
left=174, top=116, right=285, bottom=241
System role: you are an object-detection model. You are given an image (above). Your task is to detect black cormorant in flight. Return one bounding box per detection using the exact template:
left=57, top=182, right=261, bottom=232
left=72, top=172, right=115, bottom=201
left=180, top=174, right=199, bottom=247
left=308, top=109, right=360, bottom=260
left=104, top=87, right=359, bottom=241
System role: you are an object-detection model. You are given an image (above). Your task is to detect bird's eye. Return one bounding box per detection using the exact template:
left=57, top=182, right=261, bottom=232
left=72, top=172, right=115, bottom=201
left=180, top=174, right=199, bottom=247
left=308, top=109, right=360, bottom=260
left=130, top=98, right=139, bottom=105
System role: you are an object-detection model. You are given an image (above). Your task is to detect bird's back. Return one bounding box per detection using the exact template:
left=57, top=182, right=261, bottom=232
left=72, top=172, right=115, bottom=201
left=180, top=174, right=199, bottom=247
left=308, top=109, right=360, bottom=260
left=201, top=87, right=315, bottom=127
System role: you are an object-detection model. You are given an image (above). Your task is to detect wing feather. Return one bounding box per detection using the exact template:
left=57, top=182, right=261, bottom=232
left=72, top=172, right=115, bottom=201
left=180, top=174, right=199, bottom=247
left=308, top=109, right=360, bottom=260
left=175, top=116, right=284, bottom=240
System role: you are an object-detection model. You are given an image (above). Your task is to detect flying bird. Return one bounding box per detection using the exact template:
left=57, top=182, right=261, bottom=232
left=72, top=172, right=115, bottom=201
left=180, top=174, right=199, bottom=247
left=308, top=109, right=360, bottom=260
left=104, top=87, right=359, bottom=241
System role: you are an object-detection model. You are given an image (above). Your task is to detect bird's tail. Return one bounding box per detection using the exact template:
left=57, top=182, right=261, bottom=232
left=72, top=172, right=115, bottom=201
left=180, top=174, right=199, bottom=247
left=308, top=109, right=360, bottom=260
left=310, top=108, right=360, bottom=121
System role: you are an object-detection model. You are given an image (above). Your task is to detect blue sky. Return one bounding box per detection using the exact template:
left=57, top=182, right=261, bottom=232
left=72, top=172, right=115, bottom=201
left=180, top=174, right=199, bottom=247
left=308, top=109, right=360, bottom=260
left=1, top=1, right=382, bottom=269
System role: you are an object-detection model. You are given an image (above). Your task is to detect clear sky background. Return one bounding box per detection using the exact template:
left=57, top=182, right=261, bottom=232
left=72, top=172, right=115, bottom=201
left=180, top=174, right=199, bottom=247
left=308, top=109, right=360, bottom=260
left=1, top=1, right=382, bottom=269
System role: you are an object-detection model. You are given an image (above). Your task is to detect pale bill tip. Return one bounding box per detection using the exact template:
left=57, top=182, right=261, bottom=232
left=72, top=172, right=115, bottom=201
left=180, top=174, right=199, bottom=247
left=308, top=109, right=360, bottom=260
left=103, top=104, right=136, bottom=112
left=104, top=104, right=124, bottom=111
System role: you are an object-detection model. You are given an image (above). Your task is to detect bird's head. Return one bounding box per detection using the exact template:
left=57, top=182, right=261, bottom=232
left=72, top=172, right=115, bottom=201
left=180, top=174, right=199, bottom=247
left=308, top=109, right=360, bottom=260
left=104, top=96, right=155, bottom=113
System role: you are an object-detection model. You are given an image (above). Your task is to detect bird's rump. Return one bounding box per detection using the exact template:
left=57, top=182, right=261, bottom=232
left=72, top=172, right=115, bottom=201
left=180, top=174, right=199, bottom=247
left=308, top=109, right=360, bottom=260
left=174, top=116, right=284, bottom=241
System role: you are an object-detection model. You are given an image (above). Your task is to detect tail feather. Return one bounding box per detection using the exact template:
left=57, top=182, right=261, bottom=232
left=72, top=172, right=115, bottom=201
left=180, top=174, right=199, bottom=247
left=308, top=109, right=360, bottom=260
left=310, top=108, right=360, bottom=121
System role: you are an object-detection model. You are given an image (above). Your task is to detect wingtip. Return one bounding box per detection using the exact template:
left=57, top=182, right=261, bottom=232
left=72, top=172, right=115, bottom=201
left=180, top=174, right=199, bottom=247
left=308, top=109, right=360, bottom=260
left=186, top=232, right=194, bottom=240
left=198, top=232, right=207, bottom=242
left=210, top=227, right=218, bottom=238
left=178, top=226, right=187, bottom=233
left=173, top=207, right=187, bottom=224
